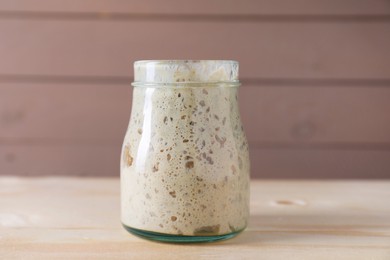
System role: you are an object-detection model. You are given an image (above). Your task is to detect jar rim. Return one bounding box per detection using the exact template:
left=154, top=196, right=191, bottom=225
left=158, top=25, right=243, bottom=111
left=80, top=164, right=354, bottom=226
left=134, top=60, right=238, bottom=65
left=133, top=60, right=239, bottom=85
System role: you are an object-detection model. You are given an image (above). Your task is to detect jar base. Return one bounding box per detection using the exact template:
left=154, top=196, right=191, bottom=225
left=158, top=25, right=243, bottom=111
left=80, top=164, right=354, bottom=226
left=122, top=224, right=243, bottom=243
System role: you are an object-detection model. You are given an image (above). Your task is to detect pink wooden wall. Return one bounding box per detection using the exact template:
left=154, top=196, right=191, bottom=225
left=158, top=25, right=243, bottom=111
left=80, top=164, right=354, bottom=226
left=1, top=0, right=390, bottom=178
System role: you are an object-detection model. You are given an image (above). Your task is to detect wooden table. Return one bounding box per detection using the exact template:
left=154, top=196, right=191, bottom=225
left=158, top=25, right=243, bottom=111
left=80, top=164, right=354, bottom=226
left=0, top=178, right=389, bottom=259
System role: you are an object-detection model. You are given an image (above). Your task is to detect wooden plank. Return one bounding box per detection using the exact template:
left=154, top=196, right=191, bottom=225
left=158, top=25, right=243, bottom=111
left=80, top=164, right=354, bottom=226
left=250, top=148, right=390, bottom=179
left=240, top=86, right=390, bottom=144
left=0, top=0, right=389, bottom=15
left=0, top=83, right=131, bottom=142
left=0, top=178, right=389, bottom=259
left=0, top=20, right=389, bottom=80
left=1, top=145, right=390, bottom=178
left=0, top=144, right=120, bottom=177
left=1, top=83, right=389, bottom=144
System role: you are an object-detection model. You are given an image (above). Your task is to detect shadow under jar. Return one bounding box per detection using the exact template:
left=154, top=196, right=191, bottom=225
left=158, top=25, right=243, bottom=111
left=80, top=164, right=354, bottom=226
left=121, top=60, right=250, bottom=243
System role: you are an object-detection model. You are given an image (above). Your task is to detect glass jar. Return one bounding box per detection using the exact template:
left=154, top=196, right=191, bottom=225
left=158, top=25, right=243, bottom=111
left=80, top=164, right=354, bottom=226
left=121, top=60, right=250, bottom=243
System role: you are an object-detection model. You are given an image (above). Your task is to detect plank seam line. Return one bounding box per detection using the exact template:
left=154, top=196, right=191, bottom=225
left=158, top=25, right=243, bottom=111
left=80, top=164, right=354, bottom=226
left=0, top=11, right=390, bottom=22
left=1, top=74, right=390, bottom=87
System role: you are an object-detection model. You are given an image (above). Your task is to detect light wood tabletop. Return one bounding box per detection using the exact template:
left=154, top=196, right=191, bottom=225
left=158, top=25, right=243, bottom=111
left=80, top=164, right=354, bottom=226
left=0, top=177, right=389, bottom=259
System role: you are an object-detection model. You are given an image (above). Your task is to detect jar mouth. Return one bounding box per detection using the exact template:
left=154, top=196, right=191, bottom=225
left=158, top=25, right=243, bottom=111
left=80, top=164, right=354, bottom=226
left=133, top=60, right=239, bottom=85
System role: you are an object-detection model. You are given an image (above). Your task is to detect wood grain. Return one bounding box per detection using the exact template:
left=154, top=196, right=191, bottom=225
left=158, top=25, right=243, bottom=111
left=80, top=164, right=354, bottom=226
left=1, top=83, right=389, bottom=144
left=1, top=145, right=390, bottom=178
left=0, top=178, right=389, bottom=259
left=0, top=0, right=389, bottom=15
left=0, top=20, right=389, bottom=80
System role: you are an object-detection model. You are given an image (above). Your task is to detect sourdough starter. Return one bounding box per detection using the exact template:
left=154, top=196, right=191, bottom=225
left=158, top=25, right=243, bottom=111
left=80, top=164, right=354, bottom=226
left=121, top=61, right=250, bottom=236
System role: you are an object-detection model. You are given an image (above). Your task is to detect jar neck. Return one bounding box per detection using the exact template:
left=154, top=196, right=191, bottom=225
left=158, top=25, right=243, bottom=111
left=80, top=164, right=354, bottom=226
left=133, top=60, right=239, bottom=85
